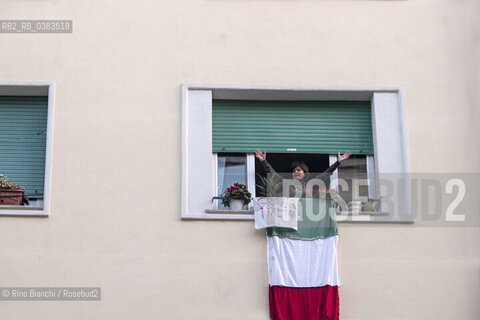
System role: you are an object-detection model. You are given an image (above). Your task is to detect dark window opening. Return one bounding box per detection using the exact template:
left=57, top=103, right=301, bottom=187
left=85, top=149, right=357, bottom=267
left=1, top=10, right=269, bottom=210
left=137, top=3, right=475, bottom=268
left=255, top=153, right=331, bottom=196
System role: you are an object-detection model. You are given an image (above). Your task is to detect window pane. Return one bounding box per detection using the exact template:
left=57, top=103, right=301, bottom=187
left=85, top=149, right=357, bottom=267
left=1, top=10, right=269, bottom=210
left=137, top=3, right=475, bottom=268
left=217, top=154, right=247, bottom=209
left=337, top=155, right=369, bottom=202
left=0, top=96, right=48, bottom=203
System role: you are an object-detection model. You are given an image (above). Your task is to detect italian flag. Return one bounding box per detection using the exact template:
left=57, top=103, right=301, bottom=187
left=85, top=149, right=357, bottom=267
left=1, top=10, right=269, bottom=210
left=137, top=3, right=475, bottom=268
left=266, top=198, right=341, bottom=320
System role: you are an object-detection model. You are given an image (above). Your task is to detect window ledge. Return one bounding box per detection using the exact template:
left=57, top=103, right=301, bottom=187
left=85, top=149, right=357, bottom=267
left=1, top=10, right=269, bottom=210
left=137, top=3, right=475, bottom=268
left=0, top=205, right=47, bottom=217
left=205, top=209, right=254, bottom=214
left=183, top=210, right=414, bottom=223
left=336, top=211, right=414, bottom=223
left=0, top=205, right=43, bottom=210
left=182, top=212, right=254, bottom=220
left=336, top=211, right=389, bottom=216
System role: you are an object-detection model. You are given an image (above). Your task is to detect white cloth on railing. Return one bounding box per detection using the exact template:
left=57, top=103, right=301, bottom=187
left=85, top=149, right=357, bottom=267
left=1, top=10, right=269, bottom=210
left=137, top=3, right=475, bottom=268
left=252, top=197, right=299, bottom=230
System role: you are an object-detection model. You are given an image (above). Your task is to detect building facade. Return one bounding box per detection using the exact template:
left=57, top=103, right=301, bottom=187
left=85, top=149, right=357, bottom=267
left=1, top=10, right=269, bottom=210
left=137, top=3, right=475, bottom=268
left=1, top=0, right=479, bottom=319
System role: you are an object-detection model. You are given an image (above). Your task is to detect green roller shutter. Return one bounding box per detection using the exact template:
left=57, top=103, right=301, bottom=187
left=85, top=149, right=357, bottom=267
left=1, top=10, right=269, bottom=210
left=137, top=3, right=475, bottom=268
left=212, top=100, right=374, bottom=154
left=0, top=96, right=48, bottom=198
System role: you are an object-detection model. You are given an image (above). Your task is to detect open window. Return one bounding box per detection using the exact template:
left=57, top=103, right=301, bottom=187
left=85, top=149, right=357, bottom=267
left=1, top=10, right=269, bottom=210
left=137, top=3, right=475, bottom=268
left=254, top=153, right=333, bottom=197
left=212, top=153, right=378, bottom=211
left=182, top=85, right=411, bottom=222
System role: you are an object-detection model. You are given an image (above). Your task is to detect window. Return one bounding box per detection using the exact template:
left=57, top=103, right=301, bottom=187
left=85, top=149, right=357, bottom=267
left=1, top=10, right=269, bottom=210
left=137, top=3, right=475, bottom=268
left=330, top=154, right=378, bottom=203
left=211, top=98, right=377, bottom=209
left=0, top=83, right=54, bottom=216
left=182, top=85, right=411, bottom=222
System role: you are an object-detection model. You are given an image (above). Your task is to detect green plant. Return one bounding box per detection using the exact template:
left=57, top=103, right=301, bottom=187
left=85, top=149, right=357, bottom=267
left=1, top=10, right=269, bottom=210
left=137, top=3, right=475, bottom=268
left=222, top=183, right=252, bottom=207
left=0, top=176, right=25, bottom=192
left=256, top=174, right=283, bottom=197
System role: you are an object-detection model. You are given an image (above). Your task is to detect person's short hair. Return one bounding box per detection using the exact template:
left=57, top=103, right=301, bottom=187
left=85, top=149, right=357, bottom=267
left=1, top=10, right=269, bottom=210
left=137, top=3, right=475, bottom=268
left=290, top=161, right=309, bottom=174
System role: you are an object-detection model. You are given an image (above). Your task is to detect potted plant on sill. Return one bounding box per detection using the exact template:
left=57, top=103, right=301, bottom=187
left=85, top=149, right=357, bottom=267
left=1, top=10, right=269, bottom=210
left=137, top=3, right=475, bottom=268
left=222, top=183, right=252, bottom=211
left=0, top=176, right=25, bottom=206
left=256, top=174, right=283, bottom=198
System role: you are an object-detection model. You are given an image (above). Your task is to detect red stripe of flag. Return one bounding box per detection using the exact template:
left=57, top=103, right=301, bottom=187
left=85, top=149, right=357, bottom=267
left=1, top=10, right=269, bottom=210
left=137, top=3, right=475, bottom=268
left=269, top=285, right=339, bottom=320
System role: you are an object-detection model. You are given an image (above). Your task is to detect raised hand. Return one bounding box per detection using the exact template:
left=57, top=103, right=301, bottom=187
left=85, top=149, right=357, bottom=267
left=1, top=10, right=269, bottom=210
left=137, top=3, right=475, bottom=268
left=255, top=148, right=267, bottom=162
left=337, top=152, right=352, bottom=163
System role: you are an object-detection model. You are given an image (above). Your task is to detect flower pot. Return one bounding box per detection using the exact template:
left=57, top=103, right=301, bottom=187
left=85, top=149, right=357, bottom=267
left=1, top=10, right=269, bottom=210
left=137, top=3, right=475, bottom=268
left=229, top=199, right=245, bottom=211
left=0, top=189, right=24, bottom=205
left=348, top=201, right=362, bottom=214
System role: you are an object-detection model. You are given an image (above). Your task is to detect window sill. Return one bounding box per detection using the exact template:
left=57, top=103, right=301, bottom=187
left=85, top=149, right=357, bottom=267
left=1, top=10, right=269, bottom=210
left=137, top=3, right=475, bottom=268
left=336, top=211, right=414, bottom=223
left=205, top=209, right=254, bottom=215
left=181, top=209, right=254, bottom=220
left=336, top=211, right=388, bottom=216
left=0, top=205, right=47, bottom=217
left=182, top=210, right=414, bottom=223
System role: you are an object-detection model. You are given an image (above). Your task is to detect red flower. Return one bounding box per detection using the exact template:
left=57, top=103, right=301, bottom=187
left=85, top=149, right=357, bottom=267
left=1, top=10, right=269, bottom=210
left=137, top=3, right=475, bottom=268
left=243, top=185, right=247, bottom=190
left=234, top=183, right=239, bottom=187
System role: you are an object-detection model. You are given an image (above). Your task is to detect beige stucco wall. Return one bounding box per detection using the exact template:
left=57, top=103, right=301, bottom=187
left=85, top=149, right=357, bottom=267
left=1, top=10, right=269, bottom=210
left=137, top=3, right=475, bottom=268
left=1, top=0, right=479, bottom=319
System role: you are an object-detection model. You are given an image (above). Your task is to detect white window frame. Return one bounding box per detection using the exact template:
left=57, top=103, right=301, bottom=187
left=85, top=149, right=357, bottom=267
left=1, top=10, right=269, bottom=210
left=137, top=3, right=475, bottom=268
left=0, top=82, right=54, bottom=217
left=182, top=84, right=412, bottom=222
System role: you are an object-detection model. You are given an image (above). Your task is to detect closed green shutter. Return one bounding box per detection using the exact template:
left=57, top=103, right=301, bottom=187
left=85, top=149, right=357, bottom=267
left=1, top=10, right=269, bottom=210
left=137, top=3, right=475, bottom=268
left=0, top=96, right=48, bottom=198
left=212, top=100, right=374, bottom=154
